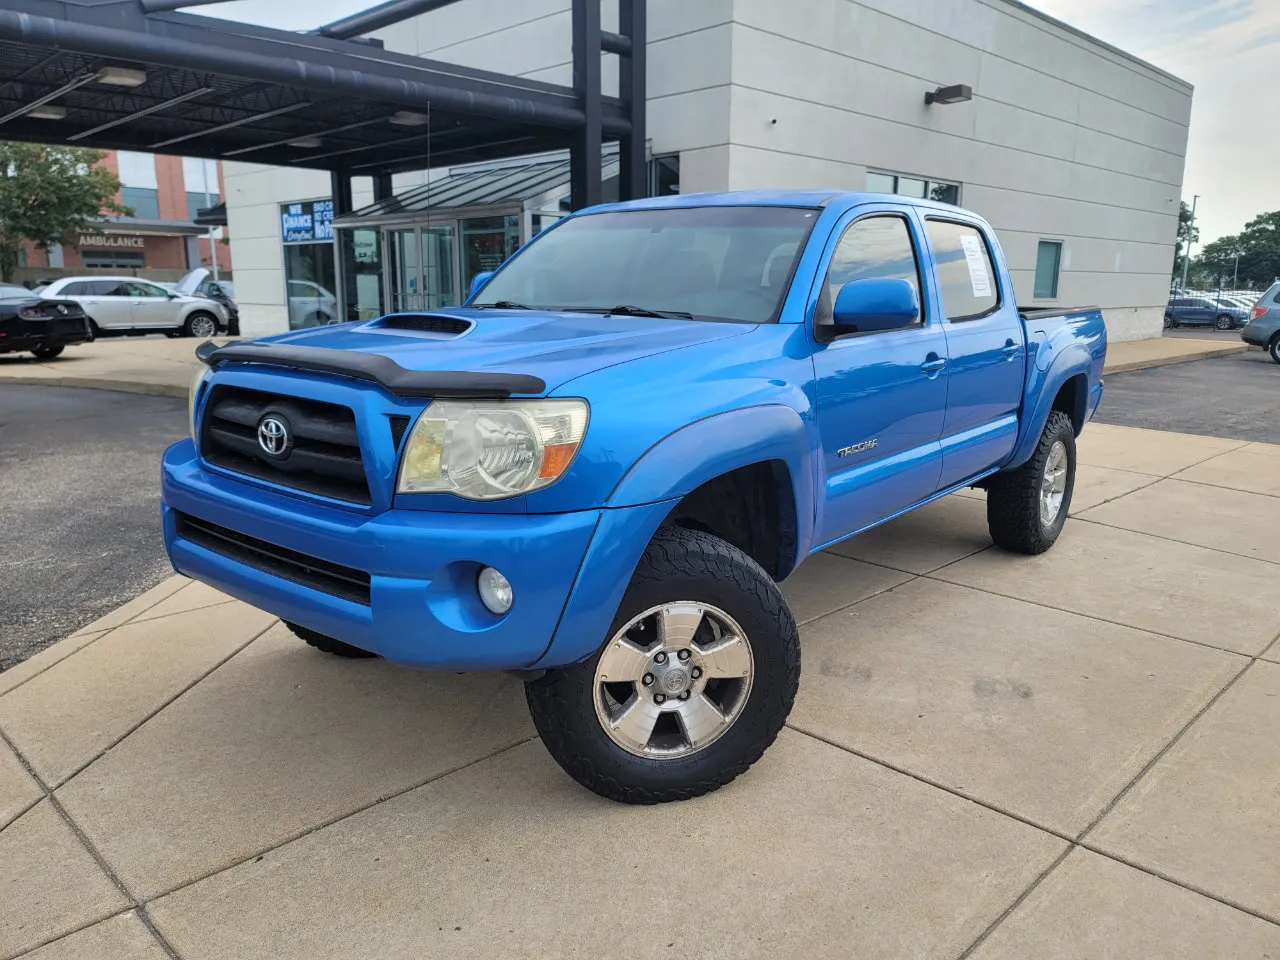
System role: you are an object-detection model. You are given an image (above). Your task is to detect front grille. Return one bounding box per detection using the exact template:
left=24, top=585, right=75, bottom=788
left=174, top=512, right=371, bottom=605
left=201, top=386, right=371, bottom=505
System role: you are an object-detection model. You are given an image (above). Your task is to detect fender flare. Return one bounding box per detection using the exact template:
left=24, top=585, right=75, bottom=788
left=1007, top=345, right=1092, bottom=469
left=606, top=403, right=815, bottom=570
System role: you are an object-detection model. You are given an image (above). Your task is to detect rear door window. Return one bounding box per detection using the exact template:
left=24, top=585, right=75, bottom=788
left=924, top=220, right=1001, bottom=321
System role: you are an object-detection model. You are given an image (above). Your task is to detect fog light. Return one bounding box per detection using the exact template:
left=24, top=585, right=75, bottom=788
left=477, top=567, right=513, bottom=615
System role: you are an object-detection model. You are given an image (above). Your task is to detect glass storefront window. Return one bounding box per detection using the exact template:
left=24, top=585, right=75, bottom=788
left=460, top=215, right=520, bottom=296
left=340, top=227, right=384, bottom=321
left=283, top=243, right=337, bottom=329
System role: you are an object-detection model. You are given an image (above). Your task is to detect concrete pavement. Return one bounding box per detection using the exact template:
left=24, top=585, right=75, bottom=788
left=2, top=423, right=1279, bottom=958
left=0, top=332, right=1251, bottom=401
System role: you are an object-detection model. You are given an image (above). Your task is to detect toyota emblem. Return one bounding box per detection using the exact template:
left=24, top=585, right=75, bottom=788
left=257, top=415, right=290, bottom=457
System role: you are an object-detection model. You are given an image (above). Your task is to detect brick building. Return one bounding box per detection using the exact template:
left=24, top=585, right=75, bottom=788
left=19, top=149, right=232, bottom=283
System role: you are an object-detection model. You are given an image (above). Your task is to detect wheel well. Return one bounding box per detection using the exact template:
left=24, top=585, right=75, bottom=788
left=1051, top=374, right=1088, bottom=435
left=665, top=460, right=798, bottom=581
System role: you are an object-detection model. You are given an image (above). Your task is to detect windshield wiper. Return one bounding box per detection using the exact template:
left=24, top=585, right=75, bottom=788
left=478, top=300, right=535, bottom=310
left=603, top=304, right=694, bottom=320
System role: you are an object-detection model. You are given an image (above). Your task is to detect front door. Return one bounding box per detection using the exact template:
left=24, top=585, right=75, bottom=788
left=924, top=218, right=1026, bottom=488
left=125, top=280, right=176, bottom=328
left=811, top=210, right=949, bottom=545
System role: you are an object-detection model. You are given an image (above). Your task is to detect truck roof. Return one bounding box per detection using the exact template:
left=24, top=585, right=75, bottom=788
left=585, top=190, right=965, bottom=216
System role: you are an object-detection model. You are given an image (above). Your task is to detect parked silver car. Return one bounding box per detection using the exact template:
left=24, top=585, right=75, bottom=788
left=37, top=276, right=228, bottom=338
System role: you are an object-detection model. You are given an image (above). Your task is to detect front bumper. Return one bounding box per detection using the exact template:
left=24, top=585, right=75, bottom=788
left=162, top=438, right=612, bottom=671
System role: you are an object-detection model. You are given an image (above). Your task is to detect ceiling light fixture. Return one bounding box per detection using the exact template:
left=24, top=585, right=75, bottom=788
left=924, top=84, right=973, bottom=106
left=287, top=136, right=322, bottom=148
left=96, top=66, right=148, bottom=88
left=390, top=111, right=428, bottom=127
left=27, top=105, right=67, bottom=120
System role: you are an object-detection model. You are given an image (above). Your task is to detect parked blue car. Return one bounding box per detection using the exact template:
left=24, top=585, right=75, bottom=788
left=1165, top=295, right=1251, bottom=329
left=163, top=191, right=1107, bottom=803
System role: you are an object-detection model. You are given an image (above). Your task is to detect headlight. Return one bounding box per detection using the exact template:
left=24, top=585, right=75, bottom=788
left=398, top=399, right=588, bottom=500
left=188, top=366, right=210, bottom=439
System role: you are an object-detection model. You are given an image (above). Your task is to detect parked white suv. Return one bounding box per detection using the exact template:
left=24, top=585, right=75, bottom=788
left=39, top=276, right=228, bottom=338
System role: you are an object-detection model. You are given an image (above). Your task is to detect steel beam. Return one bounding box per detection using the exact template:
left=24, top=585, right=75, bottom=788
left=617, top=0, right=646, bottom=201
left=316, top=0, right=467, bottom=40
left=569, top=0, right=602, bottom=211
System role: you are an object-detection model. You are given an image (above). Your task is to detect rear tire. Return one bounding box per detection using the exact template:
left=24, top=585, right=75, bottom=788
left=1163, top=313, right=1175, bottom=329
left=285, top=621, right=378, bottom=658
left=1270, top=335, right=1280, bottom=365
left=85, top=319, right=100, bottom=342
left=1216, top=315, right=1234, bottom=331
left=986, top=411, right=1076, bottom=555
left=526, top=525, right=799, bottom=804
left=30, top=344, right=64, bottom=360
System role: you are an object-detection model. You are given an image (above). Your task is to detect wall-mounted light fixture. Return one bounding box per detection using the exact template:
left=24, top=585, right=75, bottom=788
left=924, top=84, right=973, bottom=106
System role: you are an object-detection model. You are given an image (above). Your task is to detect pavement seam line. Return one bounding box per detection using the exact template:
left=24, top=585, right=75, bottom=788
left=1076, top=656, right=1258, bottom=841
left=135, top=905, right=184, bottom=960
left=783, top=722, right=1076, bottom=842
left=1072, top=515, right=1280, bottom=568
left=793, top=570, right=919, bottom=626
left=125, top=597, right=240, bottom=626
left=1074, top=841, right=1280, bottom=928
left=1158, top=474, right=1280, bottom=501
left=954, top=845, right=1077, bottom=960
left=138, top=735, right=539, bottom=907
left=0, top=726, right=158, bottom=960
left=918, top=572, right=1265, bottom=660
left=49, top=620, right=281, bottom=789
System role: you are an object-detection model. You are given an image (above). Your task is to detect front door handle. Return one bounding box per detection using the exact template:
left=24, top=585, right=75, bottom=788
left=1002, top=339, right=1021, bottom=358
left=920, top=355, right=947, bottom=375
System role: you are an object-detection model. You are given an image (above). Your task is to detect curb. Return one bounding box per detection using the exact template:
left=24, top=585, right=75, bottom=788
left=0, top=374, right=187, bottom=399
left=1103, top=343, right=1249, bottom=375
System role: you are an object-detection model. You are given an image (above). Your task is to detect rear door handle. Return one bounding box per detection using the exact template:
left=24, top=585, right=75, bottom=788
left=920, top=356, right=947, bottom=374
left=1002, top=339, right=1021, bottom=357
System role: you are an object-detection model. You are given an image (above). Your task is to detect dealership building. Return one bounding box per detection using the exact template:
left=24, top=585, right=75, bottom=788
left=218, top=0, right=1192, bottom=342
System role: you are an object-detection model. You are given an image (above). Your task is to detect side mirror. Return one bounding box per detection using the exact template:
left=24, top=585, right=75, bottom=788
left=820, top=278, right=920, bottom=340
left=468, top=271, right=494, bottom=301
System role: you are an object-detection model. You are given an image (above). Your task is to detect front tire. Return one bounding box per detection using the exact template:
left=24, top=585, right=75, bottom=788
left=986, top=410, right=1076, bottom=555
left=30, top=344, right=64, bottom=360
left=1163, top=313, right=1175, bottom=329
left=526, top=525, right=799, bottom=804
left=183, top=311, right=219, bottom=338
left=285, top=621, right=378, bottom=658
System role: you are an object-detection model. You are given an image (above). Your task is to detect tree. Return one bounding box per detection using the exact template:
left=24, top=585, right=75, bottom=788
left=0, top=142, right=128, bottom=282
left=1192, top=209, right=1280, bottom=289
left=1172, top=200, right=1198, bottom=280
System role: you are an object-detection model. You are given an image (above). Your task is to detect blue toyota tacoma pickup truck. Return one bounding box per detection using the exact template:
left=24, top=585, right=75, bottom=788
left=162, top=191, right=1106, bottom=803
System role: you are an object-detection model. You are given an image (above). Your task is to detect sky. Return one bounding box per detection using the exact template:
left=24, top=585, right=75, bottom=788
left=199, top=0, right=1277, bottom=245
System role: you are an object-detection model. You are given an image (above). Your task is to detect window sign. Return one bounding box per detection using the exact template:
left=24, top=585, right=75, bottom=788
left=281, top=199, right=335, bottom=244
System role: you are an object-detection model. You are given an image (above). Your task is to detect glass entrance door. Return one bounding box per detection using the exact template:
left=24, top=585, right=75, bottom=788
left=386, top=225, right=457, bottom=313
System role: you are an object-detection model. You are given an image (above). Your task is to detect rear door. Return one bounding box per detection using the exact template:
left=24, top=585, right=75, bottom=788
left=80, top=280, right=133, bottom=329
left=923, top=217, right=1025, bottom=488
left=810, top=206, right=949, bottom=545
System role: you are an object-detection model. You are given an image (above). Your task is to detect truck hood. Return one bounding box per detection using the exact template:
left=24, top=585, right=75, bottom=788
left=257, top=307, right=754, bottom=394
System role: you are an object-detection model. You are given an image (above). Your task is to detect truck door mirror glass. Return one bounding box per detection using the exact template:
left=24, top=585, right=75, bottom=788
left=825, top=278, right=920, bottom=338
left=468, top=271, right=494, bottom=301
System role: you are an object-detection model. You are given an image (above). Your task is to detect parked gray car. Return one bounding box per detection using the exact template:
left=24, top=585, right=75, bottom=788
left=1164, top=295, right=1250, bottom=330
left=38, top=276, right=228, bottom=338
left=1241, top=282, right=1280, bottom=363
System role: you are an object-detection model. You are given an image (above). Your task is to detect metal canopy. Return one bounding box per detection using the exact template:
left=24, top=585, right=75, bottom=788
left=0, top=0, right=641, bottom=182
left=334, top=153, right=622, bottom=224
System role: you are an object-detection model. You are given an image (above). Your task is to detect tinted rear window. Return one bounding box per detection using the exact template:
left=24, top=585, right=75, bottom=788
left=924, top=220, right=1000, bottom=321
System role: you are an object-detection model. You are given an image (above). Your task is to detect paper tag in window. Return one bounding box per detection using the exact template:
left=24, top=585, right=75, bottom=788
left=959, top=235, right=992, bottom=298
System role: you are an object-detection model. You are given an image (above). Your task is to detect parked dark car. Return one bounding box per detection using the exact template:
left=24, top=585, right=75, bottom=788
left=1165, top=296, right=1250, bottom=330
left=0, top=288, right=90, bottom=359
left=1241, top=282, right=1280, bottom=363
left=175, top=269, right=239, bottom=335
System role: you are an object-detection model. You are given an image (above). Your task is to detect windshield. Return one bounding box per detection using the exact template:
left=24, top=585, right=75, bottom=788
left=473, top=205, right=818, bottom=323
